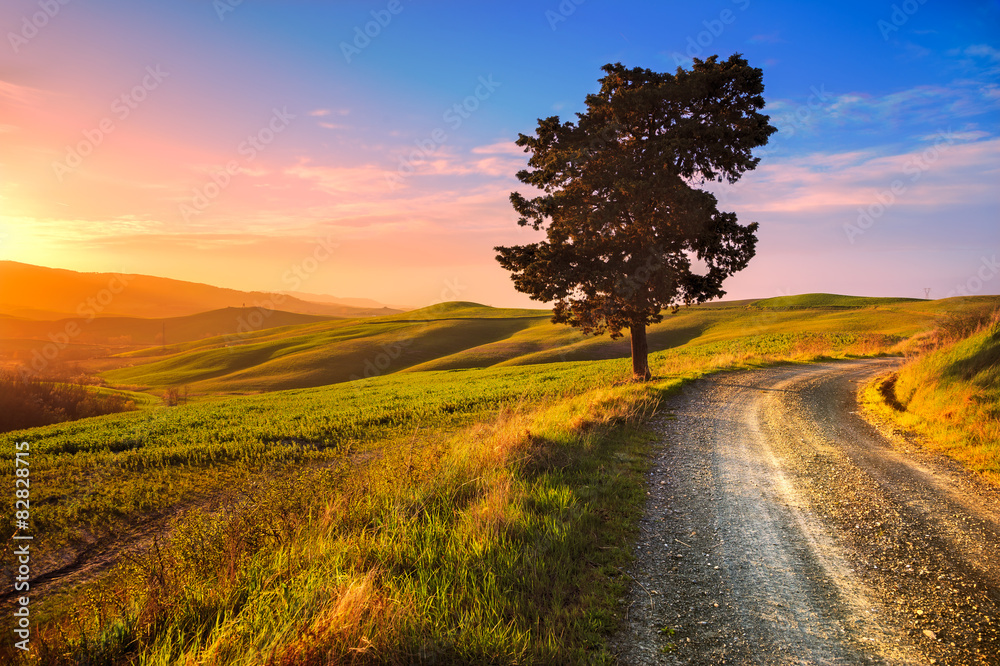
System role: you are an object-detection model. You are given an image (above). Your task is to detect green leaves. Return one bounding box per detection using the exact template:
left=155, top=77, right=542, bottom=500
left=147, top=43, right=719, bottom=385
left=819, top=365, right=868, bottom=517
left=495, top=55, right=776, bottom=346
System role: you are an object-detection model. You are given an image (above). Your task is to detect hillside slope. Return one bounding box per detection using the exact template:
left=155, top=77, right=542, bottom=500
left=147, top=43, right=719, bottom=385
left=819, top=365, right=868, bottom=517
left=864, top=310, right=1000, bottom=484
left=0, top=308, right=333, bottom=347
left=102, top=294, right=1000, bottom=395
left=0, top=261, right=401, bottom=319
left=9, top=294, right=1000, bottom=664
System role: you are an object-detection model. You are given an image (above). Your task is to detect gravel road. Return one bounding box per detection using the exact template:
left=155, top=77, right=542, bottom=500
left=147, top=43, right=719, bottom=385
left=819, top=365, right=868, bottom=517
left=612, top=358, right=999, bottom=665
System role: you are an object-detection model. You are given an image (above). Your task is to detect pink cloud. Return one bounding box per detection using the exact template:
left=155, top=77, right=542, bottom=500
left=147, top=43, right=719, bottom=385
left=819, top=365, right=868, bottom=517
left=712, top=137, right=1000, bottom=213
left=0, top=80, right=49, bottom=106
left=284, top=161, right=393, bottom=196
left=471, top=140, right=525, bottom=156
left=308, top=108, right=350, bottom=117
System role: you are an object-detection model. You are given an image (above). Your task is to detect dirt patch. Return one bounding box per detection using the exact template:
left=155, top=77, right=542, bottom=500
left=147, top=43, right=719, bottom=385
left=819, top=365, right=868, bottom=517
left=1, top=496, right=216, bottom=611
left=877, top=373, right=906, bottom=412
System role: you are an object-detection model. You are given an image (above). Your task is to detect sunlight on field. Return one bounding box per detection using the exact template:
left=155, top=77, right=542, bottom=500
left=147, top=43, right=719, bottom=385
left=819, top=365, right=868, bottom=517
left=3, top=295, right=998, bottom=663
left=861, top=307, right=1000, bottom=486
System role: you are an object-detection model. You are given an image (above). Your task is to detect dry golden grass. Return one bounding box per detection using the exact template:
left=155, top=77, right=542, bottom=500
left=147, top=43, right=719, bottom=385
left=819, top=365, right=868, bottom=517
left=265, top=572, right=411, bottom=666
left=862, top=311, right=1000, bottom=486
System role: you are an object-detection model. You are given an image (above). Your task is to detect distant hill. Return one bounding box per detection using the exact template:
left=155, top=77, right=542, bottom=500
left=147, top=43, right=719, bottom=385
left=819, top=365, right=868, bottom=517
left=0, top=308, right=333, bottom=347
left=750, top=293, right=922, bottom=310
left=282, top=291, right=408, bottom=311
left=0, top=261, right=402, bottom=319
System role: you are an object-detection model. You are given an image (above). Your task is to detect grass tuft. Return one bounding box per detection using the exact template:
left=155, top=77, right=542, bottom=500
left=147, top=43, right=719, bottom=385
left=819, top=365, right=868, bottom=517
left=861, top=309, right=1000, bottom=486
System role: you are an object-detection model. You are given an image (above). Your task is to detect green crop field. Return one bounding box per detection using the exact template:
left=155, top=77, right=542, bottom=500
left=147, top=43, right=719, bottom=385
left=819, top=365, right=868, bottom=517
left=2, top=294, right=997, bottom=664
left=101, top=294, right=970, bottom=396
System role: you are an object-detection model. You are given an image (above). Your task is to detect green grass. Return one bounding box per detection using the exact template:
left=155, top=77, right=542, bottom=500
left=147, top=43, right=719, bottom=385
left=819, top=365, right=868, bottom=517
left=21, top=386, right=660, bottom=665
left=104, top=314, right=549, bottom=394
left=4, top=294, right=998, bottom=664
left=101, top=295, right=997, bottom=397
left=861, top=309, right=1000, bottom=485
left=7, top=356, right=655, bottom=664
left=750, top=292, right=923, bottom=309
left=2, top=360, right=631, bottom=555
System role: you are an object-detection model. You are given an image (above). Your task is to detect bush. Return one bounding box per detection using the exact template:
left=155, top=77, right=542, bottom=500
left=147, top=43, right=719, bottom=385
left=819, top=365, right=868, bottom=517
left=0, top=372, right=137, bottom=433
left=935, top=306, right=999, bottom=344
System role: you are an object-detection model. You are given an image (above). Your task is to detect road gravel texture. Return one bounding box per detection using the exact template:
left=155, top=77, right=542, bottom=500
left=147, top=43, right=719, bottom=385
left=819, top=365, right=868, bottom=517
left=613, top=359, right=999, bottom=665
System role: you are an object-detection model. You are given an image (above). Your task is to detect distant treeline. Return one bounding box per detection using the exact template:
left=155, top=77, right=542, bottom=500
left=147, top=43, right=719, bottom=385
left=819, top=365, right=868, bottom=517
left=0, top=372, right=137, bottom=433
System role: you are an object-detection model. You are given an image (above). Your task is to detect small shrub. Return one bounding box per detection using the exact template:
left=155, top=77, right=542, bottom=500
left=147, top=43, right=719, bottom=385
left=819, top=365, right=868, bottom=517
left=0, top=372, right=136, bottom=432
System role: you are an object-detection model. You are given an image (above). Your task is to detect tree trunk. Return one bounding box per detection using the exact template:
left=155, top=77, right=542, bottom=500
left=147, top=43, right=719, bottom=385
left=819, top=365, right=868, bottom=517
left=630, top=323, right=651, bottom=381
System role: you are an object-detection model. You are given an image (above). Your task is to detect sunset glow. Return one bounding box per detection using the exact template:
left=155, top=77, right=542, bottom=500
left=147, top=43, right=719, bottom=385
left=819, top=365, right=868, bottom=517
left=2, top=0, right=998, bottom=306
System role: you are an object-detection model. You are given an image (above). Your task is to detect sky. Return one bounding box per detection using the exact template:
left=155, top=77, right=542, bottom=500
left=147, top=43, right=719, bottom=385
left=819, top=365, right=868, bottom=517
left=1, top=0, right=998, bottom=308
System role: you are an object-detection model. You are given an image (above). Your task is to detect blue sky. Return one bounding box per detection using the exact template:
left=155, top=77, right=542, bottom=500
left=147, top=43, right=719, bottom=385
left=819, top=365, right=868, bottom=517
left=1, top=0, right=997, bottom=306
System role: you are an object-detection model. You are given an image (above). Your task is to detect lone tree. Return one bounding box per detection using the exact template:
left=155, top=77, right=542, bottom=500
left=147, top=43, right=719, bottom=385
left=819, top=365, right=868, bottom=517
left=496, top=55, right=776, bottom=380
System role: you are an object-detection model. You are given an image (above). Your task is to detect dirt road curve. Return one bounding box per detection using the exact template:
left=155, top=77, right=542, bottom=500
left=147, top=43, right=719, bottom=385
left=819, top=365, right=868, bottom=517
left=613, top=359, right=1000, bottom=665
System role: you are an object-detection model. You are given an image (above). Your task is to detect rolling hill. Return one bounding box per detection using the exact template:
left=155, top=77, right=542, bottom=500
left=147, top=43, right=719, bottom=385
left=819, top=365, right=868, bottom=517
left=9, top=289, right=999, bottom=665
left=282, top=290, right=407, bottom=311
left=102, top=293, right=1000, bottom=395
left=0, top=261, right=402, bottom=319
left=0, top=307, right=333, bottom=347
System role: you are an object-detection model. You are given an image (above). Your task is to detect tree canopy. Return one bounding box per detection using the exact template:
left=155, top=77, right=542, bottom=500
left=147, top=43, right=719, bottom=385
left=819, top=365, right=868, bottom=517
left=495, top=54, right=776, bottom=379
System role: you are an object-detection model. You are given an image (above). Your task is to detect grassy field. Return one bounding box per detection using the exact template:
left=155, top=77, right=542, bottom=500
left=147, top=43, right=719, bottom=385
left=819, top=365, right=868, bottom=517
left=3, top=294, right=997, bottom=664
left=862, top=305, right=1000, bottom=486
left=101, top=294, right=968, bottom=396
left=0, top=309, right=335, bottom=348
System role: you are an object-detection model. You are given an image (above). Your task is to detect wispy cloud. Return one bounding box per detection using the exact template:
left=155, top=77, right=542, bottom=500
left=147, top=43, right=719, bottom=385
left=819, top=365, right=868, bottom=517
left=471, top=140, right=524, bottom=156
left=0, top=80, right=48, bottom=106
left=963, top=44, right=1000, bottom=61
left=765, top=77, right=1000, bottom=145
left=748, top=31, right=783, bottom=44
left=6, top=215, right=168, bottom=243
left=712, top=136, right=1000, bottom=213
left=308, top=108, right=350, bottom=117
left=284, top=161, right=391, bottom=196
